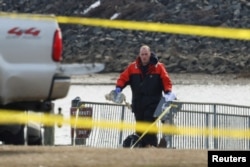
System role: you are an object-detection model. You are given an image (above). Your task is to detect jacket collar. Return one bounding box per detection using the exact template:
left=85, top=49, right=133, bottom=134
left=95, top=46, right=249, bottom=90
left=135, top=52, right=158, bottom=67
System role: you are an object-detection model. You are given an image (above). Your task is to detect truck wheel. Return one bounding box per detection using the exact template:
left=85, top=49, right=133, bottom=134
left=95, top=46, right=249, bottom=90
left=14, top=127, right=25, bottom=145
left=11, top=126, right=25, bottom=145
left=28, top=135, right=42, bottom=145
left=0, top=125, right=25, bottom=145
left=27, top=123, right=43, bottom=145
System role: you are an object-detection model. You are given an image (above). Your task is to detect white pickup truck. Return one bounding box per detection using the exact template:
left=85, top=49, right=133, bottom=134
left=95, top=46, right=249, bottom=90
left=0, top=13, right=105, bottom=145
left=0, top=13, right=71, bottom=145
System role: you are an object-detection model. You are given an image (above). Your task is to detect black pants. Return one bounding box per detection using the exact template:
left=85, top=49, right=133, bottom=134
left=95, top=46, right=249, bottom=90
left=134, top=111, right=158, bottom=147
left=136, top=131, right=158, bottom=147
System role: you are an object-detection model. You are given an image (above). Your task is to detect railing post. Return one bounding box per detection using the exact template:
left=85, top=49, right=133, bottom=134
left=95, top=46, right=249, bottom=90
left=169, top=106, right=173, bottom=148
left=213, top=104, right=218, bottom=149
left=205, top=113, right=209, bottom=149
left=44, top=103, right=55, bottom=145
left=119, top=105, right=126, bottom=145
left=249, top=117, right=250, bottom=150
left=71, top=97, right=87, bottom=146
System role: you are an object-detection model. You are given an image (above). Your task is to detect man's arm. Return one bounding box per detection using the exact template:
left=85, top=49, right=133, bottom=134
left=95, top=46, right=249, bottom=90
left=159, top=63, right=172, bottom=93
left=116, top=64, right=132, bottom=89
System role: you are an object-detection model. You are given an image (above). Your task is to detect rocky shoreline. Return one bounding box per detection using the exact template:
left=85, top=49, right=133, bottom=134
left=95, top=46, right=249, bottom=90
left=1, top=0, right=250, bottom=74
left=71, top=73, right=250, bottom=86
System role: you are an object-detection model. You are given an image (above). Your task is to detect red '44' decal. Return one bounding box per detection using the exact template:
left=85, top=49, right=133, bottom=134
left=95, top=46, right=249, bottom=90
left=8, top=27, right=40, bottom=36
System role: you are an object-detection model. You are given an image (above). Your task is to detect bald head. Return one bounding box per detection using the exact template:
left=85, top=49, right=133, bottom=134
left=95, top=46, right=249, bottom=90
left=140, top=45, right=150, bottom=52
left=139, top=45, right=151, bottom=65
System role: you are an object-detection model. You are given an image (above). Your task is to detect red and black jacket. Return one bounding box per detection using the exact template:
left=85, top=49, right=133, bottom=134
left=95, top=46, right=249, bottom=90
left=116, top=54, right=172, bottom=117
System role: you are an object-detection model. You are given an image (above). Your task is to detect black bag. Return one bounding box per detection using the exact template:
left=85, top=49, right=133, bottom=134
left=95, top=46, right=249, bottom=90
left=122, top=134, right=142, bottom=148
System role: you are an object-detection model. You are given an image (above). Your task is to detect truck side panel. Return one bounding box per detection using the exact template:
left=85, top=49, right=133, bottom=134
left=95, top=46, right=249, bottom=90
left=0, top=16, right=69, bottom=105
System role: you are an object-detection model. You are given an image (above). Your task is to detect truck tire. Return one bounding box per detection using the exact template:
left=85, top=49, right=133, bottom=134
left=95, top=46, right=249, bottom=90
left=28, top=134, right=42, bottom=145
left=27, top=123, right=43, bottom=145
left=12, top=127, right=25, bottom=145
left=3, top=126, right=25, bottom=145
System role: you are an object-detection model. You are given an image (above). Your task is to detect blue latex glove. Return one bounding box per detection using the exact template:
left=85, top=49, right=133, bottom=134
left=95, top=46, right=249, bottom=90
left=114, top=87, right=122, bottom=103
left=163, top=92, right=176, bottom=102
left=115, top=87, right=121, bottom=94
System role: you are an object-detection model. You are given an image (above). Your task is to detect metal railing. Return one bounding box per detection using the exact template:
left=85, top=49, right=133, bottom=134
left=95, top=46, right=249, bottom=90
left=76, top=101, right=134, bottom=148
left=172, top=101, right=250, bottom=150
left=72, top=100, right=250, bottom=150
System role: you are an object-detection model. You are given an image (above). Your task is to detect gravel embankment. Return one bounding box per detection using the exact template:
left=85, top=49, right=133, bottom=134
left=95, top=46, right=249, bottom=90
left=71, top=73, right=250, bottom=85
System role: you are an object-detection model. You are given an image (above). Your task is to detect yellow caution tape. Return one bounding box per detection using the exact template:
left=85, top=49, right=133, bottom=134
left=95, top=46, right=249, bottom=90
left=0, top=12, right=56, bottom=21
left=0, top=12, right=250, bottom=40
left=56, top=16, right=250, bottom=40
left=0, top=110, right=250, bottom=139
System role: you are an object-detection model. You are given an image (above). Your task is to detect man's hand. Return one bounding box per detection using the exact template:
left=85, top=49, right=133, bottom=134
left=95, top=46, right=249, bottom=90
left=113, top=87, right=123, bottom=103
left=163, top=92, right=176, bottom=102
left=115, top=87, right=121, bottom=94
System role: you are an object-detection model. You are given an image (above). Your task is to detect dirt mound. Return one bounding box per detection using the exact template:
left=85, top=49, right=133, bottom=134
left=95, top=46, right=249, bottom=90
left=0, top=146, right=207, bottom=167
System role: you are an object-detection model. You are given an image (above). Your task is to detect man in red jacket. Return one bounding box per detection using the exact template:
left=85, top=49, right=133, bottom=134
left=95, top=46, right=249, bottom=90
left=115, top=45, right=173, bottom=147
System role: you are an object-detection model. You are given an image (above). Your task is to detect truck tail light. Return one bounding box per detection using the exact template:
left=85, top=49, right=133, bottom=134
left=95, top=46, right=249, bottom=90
left=52, top=28, right=63, bottom=62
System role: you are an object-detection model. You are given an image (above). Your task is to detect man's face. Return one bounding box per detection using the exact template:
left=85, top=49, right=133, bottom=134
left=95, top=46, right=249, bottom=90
left=139, top=48, right=150, bottom=65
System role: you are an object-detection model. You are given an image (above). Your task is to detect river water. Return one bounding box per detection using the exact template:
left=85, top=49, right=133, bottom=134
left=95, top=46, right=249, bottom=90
left=53, top=74, right=250, bottom=145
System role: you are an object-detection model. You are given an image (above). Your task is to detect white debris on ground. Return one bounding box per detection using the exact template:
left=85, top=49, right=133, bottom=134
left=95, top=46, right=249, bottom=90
left=110, top=13, right=120, bottom=20
left=83, top=0, right=101, bottom=14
